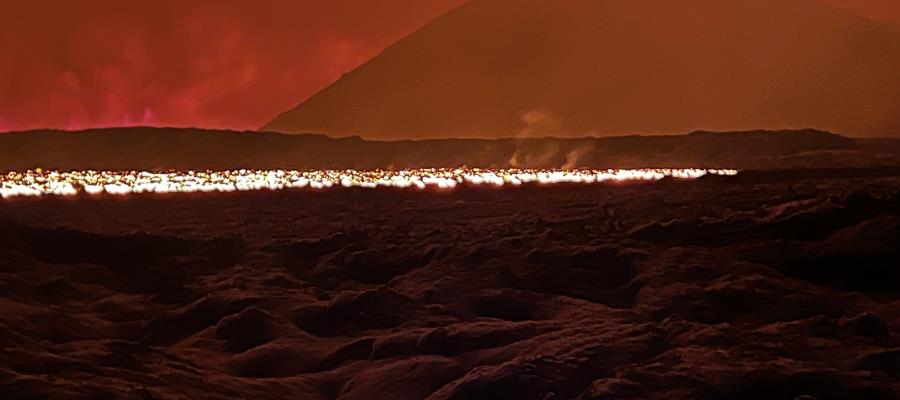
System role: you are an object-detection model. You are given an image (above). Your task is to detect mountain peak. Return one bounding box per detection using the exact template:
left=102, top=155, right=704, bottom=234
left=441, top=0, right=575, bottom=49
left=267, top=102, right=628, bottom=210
left=265, top=0, right=900, bottom=139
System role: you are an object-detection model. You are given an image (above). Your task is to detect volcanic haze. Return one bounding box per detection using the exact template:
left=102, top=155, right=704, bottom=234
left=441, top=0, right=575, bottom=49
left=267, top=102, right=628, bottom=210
left=264, top=0, right=900, bottom=139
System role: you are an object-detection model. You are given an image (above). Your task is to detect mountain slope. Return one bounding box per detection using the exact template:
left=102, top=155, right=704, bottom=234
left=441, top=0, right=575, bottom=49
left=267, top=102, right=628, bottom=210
left=264, top=0, right=900, bottom=139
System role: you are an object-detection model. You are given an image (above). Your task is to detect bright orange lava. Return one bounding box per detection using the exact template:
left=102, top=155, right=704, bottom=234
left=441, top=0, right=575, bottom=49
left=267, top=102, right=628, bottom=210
left=0, top=168, right=738, bottom=199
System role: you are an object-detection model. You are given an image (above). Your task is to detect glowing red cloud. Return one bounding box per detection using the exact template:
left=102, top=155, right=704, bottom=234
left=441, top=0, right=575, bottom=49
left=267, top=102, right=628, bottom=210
left=0, top=0, right=465, bottom=132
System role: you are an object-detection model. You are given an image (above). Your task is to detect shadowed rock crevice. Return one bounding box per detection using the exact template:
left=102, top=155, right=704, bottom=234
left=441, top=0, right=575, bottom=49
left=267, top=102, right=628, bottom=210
left=0, top=221, right=245, bottom=297
left=292, top=287, right=429, bottom=337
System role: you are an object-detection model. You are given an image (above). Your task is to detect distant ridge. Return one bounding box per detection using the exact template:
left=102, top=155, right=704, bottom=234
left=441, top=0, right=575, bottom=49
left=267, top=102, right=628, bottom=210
left=264, top=0, right=900, bottom=139
left=2, top=127, right=899, bottom=171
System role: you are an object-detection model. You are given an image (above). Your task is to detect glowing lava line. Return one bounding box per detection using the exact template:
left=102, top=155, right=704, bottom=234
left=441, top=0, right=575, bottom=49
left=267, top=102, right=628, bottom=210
left=0, top=168, right=738, bottom=199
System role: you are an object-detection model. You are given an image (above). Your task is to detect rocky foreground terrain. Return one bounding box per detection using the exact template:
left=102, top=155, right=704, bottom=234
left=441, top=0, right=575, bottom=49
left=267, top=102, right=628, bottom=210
left=1, top=170, right=899, bottom=399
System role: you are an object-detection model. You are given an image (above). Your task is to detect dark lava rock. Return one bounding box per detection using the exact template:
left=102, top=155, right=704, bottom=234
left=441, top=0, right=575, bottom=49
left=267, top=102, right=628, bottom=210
left=215, top=307, right=276, bottom=352
left=841, top=313, right=891, bottom=339
left=853, top=348, right=900, bottom=379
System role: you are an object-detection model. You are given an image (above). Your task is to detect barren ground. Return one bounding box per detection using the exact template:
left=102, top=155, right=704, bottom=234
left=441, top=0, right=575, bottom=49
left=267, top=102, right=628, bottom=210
left=1, top=171, right=899, bottom=399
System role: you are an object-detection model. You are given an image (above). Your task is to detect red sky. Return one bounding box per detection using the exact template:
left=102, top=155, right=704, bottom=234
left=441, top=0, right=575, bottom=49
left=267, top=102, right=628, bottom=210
left=0, top=0, right=466, bottom=132
left=0, top=0, right=896, bottom=132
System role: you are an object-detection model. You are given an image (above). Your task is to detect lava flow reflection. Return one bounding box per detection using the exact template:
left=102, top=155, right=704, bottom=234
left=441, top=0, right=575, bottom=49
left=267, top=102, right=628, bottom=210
left=0, top=168, right=738, bottom=199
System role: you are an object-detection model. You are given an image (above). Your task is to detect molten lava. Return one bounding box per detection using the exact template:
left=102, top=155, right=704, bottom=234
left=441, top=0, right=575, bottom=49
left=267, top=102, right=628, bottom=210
left=0, top=168, right=738, bottom=199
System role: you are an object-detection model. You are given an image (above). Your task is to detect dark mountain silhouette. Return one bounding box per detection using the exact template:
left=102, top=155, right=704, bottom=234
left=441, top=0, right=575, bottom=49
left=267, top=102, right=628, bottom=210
left=264, top=0, right=900, bottom=139
left=2, top=127, right=899, bottom=171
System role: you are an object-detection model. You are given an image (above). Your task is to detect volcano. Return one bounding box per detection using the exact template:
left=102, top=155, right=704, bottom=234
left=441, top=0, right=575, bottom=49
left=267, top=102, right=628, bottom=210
left=264, top=0, right=900, bottom=139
